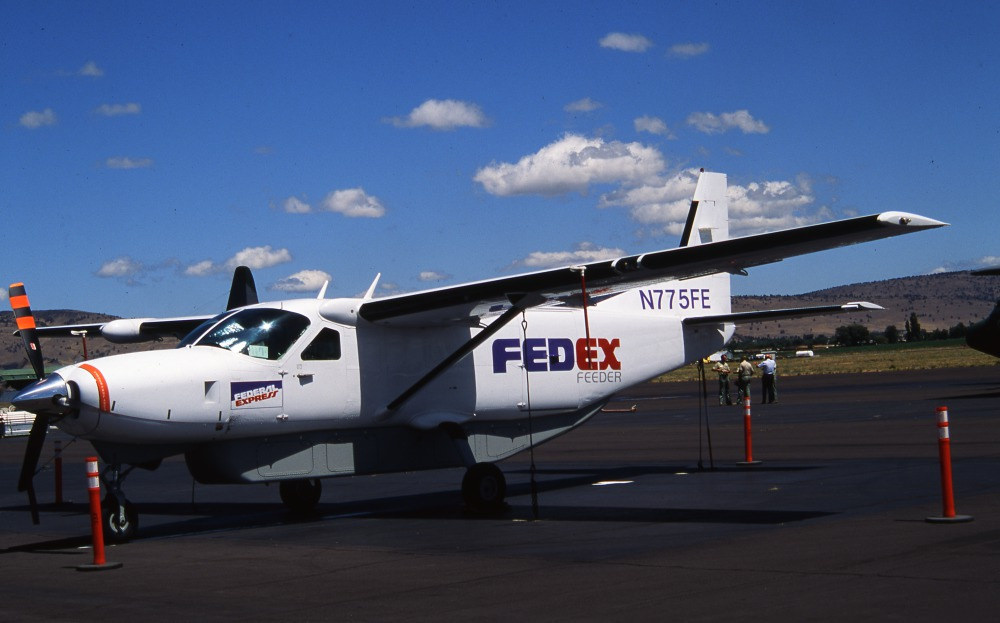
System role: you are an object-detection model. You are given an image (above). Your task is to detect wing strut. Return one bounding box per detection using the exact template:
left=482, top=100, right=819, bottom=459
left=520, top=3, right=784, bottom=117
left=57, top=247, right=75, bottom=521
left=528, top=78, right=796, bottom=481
left=383, top=292, right=546, bottom=415
left=569, top=266, right=594, bottom=369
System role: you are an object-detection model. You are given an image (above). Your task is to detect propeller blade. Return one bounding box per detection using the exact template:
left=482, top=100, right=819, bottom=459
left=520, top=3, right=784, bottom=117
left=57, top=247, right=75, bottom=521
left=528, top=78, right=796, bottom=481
left=18, top=413, right=49, bottom=524
left=9, top=283, right=45, bottom=380
left=226, top=266, right=259, bottom=310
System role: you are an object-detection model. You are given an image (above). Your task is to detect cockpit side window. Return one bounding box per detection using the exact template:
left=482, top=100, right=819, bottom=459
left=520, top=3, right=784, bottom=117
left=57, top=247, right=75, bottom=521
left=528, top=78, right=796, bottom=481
left=301, top=328, right=341, bottom=361
left=194, top=308, right=310, bottom=360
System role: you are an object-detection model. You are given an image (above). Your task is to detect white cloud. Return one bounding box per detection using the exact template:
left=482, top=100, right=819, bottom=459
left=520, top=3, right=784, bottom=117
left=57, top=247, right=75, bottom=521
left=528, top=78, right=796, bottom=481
left=600, top=168, right=823, bottom=237
left=514, top=242, right=625, bottom=269
left=282, top=196, right=311, bottom=213
left=105, top=157, right=153, bottom=169
left=225, top=246, right=292, bottom=270
left=687, top=110, right=770, bottom=135
left=978, top=256, right=1000, bottom=266
left=419, top=271, right=450, bottom=282
left=79, top=61, right=104, bottom=77
left=599, top=32, right=653, bottom=53
left=96, top=257, right=143, bottom=279
left=474, top=133, right=666, bottom=197
left=322, top=188, right=385, bottom=218
left=634, top=115, right=674, bottom=137
left=565, top=97, right=602, bottom=113
left=599, top=169, right=701, bottom=234
left=20, top=108, right=57, bottom=129
left=270, top=269, right=332, bottom=292
left=0, top=289, right=7, bottom=303
left=184, top=260, right=215, bottom=277
left=668, top=42, right=710, bottom=58
left=95, top=102, right=141, bottom=116
left=388, top=99, right=488, bottom=130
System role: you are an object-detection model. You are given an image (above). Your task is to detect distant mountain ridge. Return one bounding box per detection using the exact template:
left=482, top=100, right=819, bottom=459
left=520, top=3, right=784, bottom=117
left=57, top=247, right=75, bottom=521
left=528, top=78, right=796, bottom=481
left=733, top=271, right=1000, bottom=339
left=2, top=271, right=999, bottom=369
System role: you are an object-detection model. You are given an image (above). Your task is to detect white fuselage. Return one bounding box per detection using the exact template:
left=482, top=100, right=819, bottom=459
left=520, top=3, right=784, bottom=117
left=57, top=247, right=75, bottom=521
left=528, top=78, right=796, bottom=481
left=50, top=276, right=732, bottom=449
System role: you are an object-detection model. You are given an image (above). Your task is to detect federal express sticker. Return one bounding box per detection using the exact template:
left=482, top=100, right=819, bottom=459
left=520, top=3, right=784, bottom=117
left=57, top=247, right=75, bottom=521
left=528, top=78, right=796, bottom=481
left=231, top=380, right=282, bottom=409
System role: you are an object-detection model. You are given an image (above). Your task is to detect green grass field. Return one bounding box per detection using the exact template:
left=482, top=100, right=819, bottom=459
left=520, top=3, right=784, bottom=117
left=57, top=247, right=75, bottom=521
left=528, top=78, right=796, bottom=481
left=656, top=339, right=1000, bottom=383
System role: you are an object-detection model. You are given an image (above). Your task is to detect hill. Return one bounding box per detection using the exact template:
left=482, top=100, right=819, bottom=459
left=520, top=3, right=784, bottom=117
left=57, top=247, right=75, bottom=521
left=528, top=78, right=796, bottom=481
left=1, top=271, right=998, bottom=369
left=0, top=310, right=176, bottom=372
left=732, top=271, right=1000, bottom=340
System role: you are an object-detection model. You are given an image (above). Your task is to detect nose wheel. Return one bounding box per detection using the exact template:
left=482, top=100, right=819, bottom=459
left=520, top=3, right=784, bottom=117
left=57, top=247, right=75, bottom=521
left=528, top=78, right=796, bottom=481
left=102, top=464, right=138, bottom=543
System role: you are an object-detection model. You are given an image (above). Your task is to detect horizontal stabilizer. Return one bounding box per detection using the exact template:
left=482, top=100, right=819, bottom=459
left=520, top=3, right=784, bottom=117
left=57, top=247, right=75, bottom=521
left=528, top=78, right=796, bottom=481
left=971, top=266, right=1000, bottom=276
left=683, top=301, right=884, bottom=327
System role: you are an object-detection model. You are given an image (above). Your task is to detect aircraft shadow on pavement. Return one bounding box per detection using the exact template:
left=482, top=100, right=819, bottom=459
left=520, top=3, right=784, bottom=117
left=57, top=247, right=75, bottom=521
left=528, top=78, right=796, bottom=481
left=2, top=462, right=829, bottom=552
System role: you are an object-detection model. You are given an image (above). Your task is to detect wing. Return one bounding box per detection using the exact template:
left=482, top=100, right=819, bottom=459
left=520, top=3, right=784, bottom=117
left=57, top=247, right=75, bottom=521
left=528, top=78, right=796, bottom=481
left=30, top=315, right=216, bottom=343
left=358, top=212, right=946, bottom=326
left=13, top=266, right=257, bottom=343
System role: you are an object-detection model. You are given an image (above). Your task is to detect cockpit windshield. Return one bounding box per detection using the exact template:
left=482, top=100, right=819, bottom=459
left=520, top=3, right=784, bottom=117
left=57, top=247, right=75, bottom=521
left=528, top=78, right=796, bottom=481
left=187, top=308, right=310, bottom=360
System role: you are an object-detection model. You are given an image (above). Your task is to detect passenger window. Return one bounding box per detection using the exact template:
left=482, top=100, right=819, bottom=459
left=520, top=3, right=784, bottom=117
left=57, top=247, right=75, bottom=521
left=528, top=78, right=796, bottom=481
left=302, top=328, right=341, bottom=360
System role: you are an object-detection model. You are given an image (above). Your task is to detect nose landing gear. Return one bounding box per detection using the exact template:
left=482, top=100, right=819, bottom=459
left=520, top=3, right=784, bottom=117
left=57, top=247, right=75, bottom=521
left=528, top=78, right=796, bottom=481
left=101, top=464, right=138, bottom=543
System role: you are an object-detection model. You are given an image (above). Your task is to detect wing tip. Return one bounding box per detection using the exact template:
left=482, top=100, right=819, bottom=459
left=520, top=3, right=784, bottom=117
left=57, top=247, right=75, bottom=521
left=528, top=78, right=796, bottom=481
left=876, top=211, right=948, bottom=228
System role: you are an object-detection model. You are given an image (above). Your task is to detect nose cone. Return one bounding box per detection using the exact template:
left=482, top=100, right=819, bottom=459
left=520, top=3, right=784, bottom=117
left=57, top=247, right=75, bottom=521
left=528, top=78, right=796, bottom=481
left=12, top=373, right=75, bottom=417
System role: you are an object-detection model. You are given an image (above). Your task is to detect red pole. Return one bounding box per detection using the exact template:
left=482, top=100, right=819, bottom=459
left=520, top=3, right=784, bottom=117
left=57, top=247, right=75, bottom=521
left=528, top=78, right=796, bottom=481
left=737, top=396, right=761, bottom=465
left=76, top=456, right=123, bottom=571
left=575, top=267, right=594, bottom=370
left=87, top=457, right=107, bottom=565
left=926, top=407, right=972, bottom=524
left=54, top=440, right=63, bottom=505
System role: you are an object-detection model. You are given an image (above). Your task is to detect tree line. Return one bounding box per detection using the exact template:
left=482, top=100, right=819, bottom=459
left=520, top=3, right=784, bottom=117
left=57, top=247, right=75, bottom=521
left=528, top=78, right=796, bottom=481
left=732, top=312, right=970, bottom=350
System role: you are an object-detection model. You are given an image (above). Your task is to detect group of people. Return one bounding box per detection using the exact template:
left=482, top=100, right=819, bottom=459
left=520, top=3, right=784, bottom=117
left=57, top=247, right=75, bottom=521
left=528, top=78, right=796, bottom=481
left=711, top=353, right=777, bottom=405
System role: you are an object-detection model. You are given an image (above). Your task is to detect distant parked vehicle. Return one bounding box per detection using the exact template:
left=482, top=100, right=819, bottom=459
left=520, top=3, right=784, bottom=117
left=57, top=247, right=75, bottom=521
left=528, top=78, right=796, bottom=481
left=1, top=407, right=36, bottom=438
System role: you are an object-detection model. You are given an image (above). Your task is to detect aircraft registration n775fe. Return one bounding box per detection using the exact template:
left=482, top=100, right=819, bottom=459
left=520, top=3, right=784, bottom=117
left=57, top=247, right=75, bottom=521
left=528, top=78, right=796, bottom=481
left=8, top=170, right=946, bottom=541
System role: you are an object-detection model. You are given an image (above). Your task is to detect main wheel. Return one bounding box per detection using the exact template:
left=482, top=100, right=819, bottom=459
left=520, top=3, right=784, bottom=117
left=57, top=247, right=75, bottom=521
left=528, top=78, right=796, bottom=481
left=462, top=463, right=507, bottom=512
left=279, top=478, right=322, bottom=513
left=102, top=498, right=138, bottom=543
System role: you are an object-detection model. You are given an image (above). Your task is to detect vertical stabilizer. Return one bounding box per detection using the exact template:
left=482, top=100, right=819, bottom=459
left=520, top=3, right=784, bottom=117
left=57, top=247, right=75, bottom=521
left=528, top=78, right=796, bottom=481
left=679, top=171, right=728, bottom=247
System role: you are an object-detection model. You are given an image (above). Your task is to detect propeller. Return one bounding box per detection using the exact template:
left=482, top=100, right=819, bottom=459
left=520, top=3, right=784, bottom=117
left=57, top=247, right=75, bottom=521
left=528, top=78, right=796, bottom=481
left=9, top=283, right=74, bottom=524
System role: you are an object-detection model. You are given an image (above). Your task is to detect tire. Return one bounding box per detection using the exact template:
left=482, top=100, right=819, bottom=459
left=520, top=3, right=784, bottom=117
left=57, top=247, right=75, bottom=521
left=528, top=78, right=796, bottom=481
left=102, top=498, right=138, bottom=543
left=279, top=478, right=322, bottom=513
left=462, top=463, right=507, bottom=512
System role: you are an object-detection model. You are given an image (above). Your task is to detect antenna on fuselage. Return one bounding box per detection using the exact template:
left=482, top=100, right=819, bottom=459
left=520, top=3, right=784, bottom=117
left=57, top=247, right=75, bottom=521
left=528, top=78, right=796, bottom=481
left=317, top=281, right=329, bottom=299
left=363, top=273, right=381, bottom=300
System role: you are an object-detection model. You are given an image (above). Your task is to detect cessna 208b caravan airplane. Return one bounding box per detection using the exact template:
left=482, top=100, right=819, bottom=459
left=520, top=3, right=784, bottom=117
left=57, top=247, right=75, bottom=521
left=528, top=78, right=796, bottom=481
left=9, top=171, right=946, bottom=541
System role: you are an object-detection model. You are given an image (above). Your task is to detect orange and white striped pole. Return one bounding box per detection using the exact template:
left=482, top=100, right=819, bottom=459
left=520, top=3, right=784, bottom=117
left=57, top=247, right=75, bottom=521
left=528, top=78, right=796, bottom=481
left=926, top=407, right=972, bottom=524
left=736, top=396, right=761, bottom=466
left=76, top=456, right=122, bottom=571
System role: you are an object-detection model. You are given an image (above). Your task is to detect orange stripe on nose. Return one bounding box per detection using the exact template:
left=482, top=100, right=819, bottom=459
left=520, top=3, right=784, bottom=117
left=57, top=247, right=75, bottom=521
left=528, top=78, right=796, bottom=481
left=79, top=363, right=111, bottom=412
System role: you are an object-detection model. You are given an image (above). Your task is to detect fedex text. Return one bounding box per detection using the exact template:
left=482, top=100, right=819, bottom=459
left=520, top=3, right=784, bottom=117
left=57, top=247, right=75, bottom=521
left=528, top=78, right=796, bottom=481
left=231, top=381, right=283, bottom=408
left=492, top=337, right=621, bottom=374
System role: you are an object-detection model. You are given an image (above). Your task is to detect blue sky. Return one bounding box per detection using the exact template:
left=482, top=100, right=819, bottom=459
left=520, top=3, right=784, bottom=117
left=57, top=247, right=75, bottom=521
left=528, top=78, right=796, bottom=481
left=3, top=1, right=998, bottom=318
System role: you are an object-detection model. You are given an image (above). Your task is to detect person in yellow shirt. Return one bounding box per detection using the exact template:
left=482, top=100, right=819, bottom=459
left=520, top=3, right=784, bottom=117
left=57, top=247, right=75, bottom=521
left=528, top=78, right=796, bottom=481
left=712, top=355, right=734, bottom=405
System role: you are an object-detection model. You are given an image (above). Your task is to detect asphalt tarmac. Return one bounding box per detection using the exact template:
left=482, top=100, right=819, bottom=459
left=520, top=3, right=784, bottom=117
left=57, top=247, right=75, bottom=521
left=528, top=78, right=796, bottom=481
left=2, top=366, right=999, bottom=622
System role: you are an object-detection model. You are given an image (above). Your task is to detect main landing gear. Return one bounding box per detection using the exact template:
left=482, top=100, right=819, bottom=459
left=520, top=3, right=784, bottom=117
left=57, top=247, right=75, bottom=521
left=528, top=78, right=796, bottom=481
left=462, top=462, right=507, bottom=513
left=279, top=478, right=322, bottom=514
left=102, top=464, right=139, bottom=543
